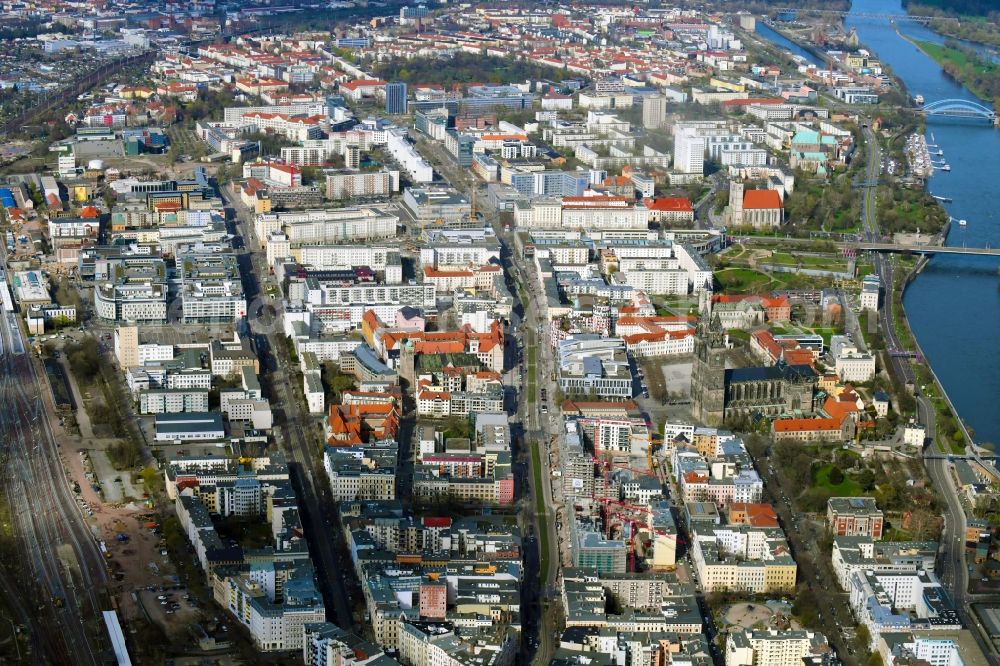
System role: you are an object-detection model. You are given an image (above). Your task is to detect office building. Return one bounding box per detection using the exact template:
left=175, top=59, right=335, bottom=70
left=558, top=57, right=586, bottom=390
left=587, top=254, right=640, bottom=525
left=860, top=274, right=880, bottom=311
left=726, top=629, right=834, bottom=666
left=642, top=95, right=666, bottom=130
left=828, top=497, right=884, bottom=539
left=385, top=82, right=408, bottom=115
left=673, top=127, right=705, bottom=175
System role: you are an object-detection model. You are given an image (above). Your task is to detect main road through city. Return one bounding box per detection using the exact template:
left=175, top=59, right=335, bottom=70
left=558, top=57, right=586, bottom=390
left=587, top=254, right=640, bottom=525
left=857, top=123, right=989, bottom=659
left=218, top=181, right=356, bottom=632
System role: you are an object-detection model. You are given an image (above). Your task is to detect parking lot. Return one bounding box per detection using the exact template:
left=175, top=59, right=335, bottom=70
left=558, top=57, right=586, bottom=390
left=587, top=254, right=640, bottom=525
left=137, top=588, right=202, bottom=638
left=88, top=448, right=142, bottom=503
left=661, top=360, right=693, bottom=398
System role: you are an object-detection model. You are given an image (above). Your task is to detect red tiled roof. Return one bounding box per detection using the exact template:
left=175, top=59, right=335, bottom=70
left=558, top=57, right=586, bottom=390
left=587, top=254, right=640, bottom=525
left=644, top=197, right=693, bottom=212
left=340, top=79, right=387, bottom=90
left=423, top=517, right=452, bottom=528
left=773, top=417, right=842, bottom=433
left=721, top=97, right=785, bottom=108
left=743, top=190, right=783, bottom=210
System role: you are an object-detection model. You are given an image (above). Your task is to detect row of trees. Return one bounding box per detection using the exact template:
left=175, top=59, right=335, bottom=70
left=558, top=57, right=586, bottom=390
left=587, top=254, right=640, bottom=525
left=784, top=172, right=861, bottom=232
left=935, top=40, right=1000, bottom=110
left=375, top=53, right=571, bottom=87
left=924, top=12, right=1000, bottom=50
left=770, top=439, right=940, bottom=525
left=905, top=0, right=1000, bottom=18
left=876, top=184, right=950, bottom=236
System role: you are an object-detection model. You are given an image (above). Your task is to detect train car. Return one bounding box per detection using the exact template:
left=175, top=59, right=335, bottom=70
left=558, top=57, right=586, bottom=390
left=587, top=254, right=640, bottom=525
left=0, top=279, right=12, bottom=313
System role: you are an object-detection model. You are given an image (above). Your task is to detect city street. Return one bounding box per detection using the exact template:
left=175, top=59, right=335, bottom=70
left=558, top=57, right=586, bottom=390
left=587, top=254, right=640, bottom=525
left=219, top=181, right=357, bottom=632
left=860, top=123, right=994, bottom=661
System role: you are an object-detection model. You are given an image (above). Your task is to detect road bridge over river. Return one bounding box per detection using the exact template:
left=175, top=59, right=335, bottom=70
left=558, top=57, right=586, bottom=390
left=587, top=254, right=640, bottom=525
left=733, top=236, right=1000, bottom=258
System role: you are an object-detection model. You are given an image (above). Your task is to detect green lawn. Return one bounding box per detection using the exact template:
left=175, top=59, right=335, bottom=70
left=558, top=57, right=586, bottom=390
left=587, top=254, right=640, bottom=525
left=527, top=344, right=537, bottom=406
left=883, top=527, right=912, bottom=541
left=714, top=268, right=771, bottom=293
left=766, top=252, right=849, bottom=271
left=813, top=464, right=862, bottom=496
left=810, top=327, right=840, bottom=347
left=727, top=329, right=751, bottom=343
left=916, top=39, right=991, bottom=73
left=531, top=442, right=551, bottom=587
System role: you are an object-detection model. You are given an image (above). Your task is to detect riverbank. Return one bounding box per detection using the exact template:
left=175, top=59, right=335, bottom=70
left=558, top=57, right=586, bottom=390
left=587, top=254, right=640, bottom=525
left=907, top=36, right=1000, bottom=106
left=761, top=6, right=992, bottom=453
left=903, top=1, right=1000, bottom=50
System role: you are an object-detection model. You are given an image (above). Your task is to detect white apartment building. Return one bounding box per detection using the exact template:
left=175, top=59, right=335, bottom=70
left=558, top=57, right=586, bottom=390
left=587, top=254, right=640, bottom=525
left=226, top=399, right=273, bottom=430
left=307, top=282, right=436, bottom=311
left=304, top=372, right=325, bottom=415
left=691, top=526, right=797, bottom=594
left=279, top=129, right=383, bottom=166
left=258, top=208, right=398, bottom=245
left=165, top=369, right=213, bottom=390
left=326, top=466, right=396, bottom=501
left=419, top=243, right=500, bottom=269
left=903, top=423, right=926, bottom=448
left=95, top=282, right=168, bottom=324
left=138, top=343, right=174, bottom=364
left=386, top=128, right=434, bottom=183
left=835, top=349, right=876, bottom=383
left=416, top=389, right=504, bottom=418
left=138, top=389, right=209, bottom=414
left=848, top=570, right=959, bottom=650
left=860, top=274, right=880, bottom=311
left=223, top=103, right=327, bottom=123
left=223, top=575, right=326, bottom=652
left=267, top=233, right=291, bottom=266
left=295, top=246, right=402, bottom=283
left=324, top=169, right=399, bottom=200
left=726, top=629, right=832, bottom=666
left=513, top=199, right=563, bottom=229
left=831, top=536, right=936, bottom=590
left=673, top=127, right=705, bottom=175
left=178, top=253, right=247, bottom=324
left=619, top=268, right=689, bottom=295
left=625, top=330, right=695, bottom=358
left=422, top=264, right=500, bottom=294
left=561, top=197, right=650, bottom=230
left=181, top=283, right=247, bottom=323
left=241, top=111, right=325, bottom=142
left=880, top=635, right=964, bottom=666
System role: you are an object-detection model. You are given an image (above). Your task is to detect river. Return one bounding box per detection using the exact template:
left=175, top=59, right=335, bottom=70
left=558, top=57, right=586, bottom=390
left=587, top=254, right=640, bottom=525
left=764, top=1, right=1000, bottom=447
left=756, top=22, right=824, bottom=67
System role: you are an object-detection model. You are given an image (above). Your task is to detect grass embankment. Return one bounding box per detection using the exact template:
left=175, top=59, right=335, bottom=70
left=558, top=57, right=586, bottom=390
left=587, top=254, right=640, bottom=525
left=765, top=253, right=850, bottom=271
left=913, top=39, right=1000, bottom=107
left=916, top=39, right=992, bottom=73
left=526, top=344, right=537, bottom=407
left=531, top=442, right=551, bottom=588
left=715, top=268, right=771, bottom=292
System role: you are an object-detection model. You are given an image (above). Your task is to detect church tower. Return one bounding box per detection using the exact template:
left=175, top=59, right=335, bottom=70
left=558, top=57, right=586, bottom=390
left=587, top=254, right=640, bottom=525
left=691, top=312, right=728, bottom=426
left=728, top=179, right=744, bottom=227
